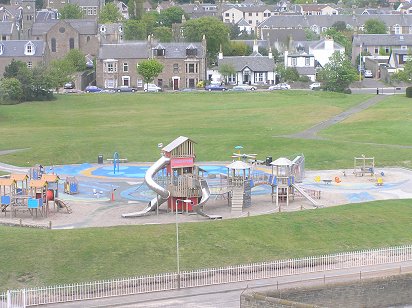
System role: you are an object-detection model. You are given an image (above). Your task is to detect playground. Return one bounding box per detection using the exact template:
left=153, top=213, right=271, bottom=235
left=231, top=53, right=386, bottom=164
left=1, top=139, right=411, bottom=229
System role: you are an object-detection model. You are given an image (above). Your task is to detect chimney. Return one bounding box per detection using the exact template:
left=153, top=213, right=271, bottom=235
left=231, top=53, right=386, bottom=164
left=253, top=39, right=258, bottom=53
left=268, top=47, right=273, bottom=59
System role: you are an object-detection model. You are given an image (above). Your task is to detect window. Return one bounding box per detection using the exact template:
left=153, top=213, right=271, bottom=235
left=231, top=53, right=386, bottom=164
left=51, top=38, right=56, bottom=52
left=248, top=12, right=252, bottom=16
left=158, top=79, right=163, bottom=87
left=27, top=61, right=32, bottom=69
left=374, top=48, right=379, bottom=54
left=137, top=79, right=143, bottom=87
left=188, top=78, right=195, bottom=88
left=225, top=13, right=229, bottom=17
left=228, top=74, right=236, bottom=83
left=291, top=58, right=297, bottom=66
left=104, top=62, right=118, bottom=73
left=156, top=48, right=165, bottom=56
left=305, top=57, right=310, bottom=66
left=24, top=41, right=35, bottom=55
left=173, top=63, right=179, bottom=73
left=248, top=20, right=252, bottom=24
left=69, top=38, right=74, bottom=49
left=257, top=72, right=263, bottom=82
left=87, top=36, right=90, bottom=42
left=105, top=79, right=116, bottom=88
left=187, top=63, right=195, bottom=73
left=123, top=62, right=128, bottom=72
left=385, top=46, right=390, bottom=54
left=394, top=25, right=401, bottom=35
left=122, top=76, right=130, bottom=86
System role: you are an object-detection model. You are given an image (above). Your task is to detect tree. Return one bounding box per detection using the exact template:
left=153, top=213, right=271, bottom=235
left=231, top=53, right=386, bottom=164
left=317, top=52, right=358, bottom=93
left=65, top=49, right=87, bottom=72
left=364, top=19, right=387, bottom=34
left=391, top=58, right=412, bottom=83
left=99, top=2, right=123, bottom=23
left=183, top=17, right=230, bottom=60
left=128, top=0, right=144, bottom=20
left=276, top=65, right=300, bottom=82
left=323, top=28, right=352, bottom=56
left=153, top=27, right=172, bottom=42
left=304, top=29, right=319, bottom=41
left=142, top=12, right=159, bottom=34
left=332, top=21, right=347, bottom=32
left=137, top=59, right=163, bottom=90
left=158, top=7, right=186, bottom=27
left=218, top=64, right=236, bottom=84
left=223, top=41, right=251, bottom=56
left=0, top=78, right=24, bottom=103
left=59, top=4, right=84, bottom=19
left=124, top=19, right=147, bottom=40
left=4, top=60, right=34, bottom=101
left=47, top=59, right=74, bottom=92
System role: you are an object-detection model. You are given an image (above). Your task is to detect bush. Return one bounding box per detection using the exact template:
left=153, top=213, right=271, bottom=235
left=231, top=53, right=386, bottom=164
left=406, top=86, right=412, bottom=98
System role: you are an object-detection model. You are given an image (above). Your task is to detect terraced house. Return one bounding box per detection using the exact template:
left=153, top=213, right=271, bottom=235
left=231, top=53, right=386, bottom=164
left=96, top=37, right=207, bottom=90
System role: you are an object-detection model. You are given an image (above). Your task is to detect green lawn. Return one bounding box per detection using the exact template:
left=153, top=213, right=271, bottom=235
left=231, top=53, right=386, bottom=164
left=1, top=200, right=412, bottom=290
left=0, top=91, right=380, bottom=168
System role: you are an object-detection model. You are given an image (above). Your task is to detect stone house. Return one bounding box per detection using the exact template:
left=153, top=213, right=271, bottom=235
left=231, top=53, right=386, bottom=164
left=216, top=41, right=276, bottom=85
left=96, top=37, right=207, bottom=90
left=31, top=19, right=99, bottom=61
left=0, top=40, right=49, bottom=77
left=296, top=4, right=339, bottom=15
left=44, top=0, right=104, bottom=20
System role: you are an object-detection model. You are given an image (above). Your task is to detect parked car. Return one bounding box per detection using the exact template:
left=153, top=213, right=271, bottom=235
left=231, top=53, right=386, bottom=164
left=232, top=85, right=257, bottom=91
left=205, top=84, right=228, bottom=91
left=64, top=81, right=75, bottom=89
left=143, top=83, right=162, bottom=92
left=268, top=83, right=290, bottom=90
left=85, top=85, right=103, bottom=93
left=116, top=86, right=138, bottom=93
left=309, top=82, right=321, bottom=90
left=364, top=70, right=373, bottom=78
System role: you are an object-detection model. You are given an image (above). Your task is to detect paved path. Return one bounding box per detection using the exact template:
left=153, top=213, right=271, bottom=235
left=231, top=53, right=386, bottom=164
left=286, top=95, right=386, bottom=140
left=44, top=261, right=412, bottom=308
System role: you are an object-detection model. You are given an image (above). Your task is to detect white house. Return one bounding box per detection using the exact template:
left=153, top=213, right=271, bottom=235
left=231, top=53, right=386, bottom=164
left=215, top=41, right=276, bottom=85
left=309, top=38, right=345, bottom=68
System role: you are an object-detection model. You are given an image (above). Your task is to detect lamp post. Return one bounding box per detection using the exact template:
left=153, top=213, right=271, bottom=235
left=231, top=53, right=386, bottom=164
left=175, top=199, right=192, bottom=289
left=359, top=44, right=363, bottom=82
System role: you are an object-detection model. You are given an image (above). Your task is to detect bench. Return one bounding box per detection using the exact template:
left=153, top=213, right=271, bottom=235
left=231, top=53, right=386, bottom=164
left=322, top=179, right=332, bottom=185
left=106, top=158, right=128, bottom=163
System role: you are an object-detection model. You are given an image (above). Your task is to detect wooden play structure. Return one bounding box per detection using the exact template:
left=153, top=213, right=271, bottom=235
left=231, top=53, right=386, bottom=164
left=0, top=169, right=72, bottom=219
left=354, top=155, right=375, bottom=176
left=226, top=161, right=252, bottom=213
left=161, top=136, right=203, bottom=212
left=270, top=157, right=320, bottom=208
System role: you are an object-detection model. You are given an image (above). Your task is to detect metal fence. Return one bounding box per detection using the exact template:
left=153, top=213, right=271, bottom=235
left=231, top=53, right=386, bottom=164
left=1, top=245, right=412, bottom=307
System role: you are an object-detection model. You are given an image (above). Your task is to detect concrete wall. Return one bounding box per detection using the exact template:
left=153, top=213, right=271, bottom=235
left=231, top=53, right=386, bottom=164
left=241, top=274, right=412, bottom=308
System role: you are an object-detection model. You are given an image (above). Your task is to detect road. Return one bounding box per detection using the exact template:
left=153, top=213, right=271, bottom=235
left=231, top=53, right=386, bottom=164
left=45, top=261, right=412, bottom=308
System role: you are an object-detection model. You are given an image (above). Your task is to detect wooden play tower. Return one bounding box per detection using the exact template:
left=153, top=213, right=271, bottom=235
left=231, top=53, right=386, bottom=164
left=226, top=161, right=252, bottom=213
left=271, top=157, right=295, bottom=207
left=161, top=136, right=203, bottom=212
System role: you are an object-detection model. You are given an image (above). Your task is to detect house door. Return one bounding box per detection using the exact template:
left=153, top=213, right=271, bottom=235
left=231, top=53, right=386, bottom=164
left=173, top=78, right=179, bottom=90
left=243, top=73, right=249, bottom=84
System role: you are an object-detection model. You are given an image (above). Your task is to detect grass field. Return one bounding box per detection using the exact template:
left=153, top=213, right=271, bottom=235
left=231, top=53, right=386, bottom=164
left=1, top=200, right=412, bottom=290
left=1, top=91, right=412, bottom=290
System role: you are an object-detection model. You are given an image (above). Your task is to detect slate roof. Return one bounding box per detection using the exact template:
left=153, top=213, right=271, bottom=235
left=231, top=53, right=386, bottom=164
left=154, top=42, right=205, bottom=58
left=218, top=55, right=275, bottom=72
left=261, top=28, right=306, bottom=45
left=258, top=14, right=412, bottom=29
left=99, top=42, right=150, bottom=59
left=31, top=20, right=97, bottom=36
left=0, top=22, right=14, bottom=35
left=353, top=34, right=412, bottom=47
left=0, top=40, right=45, bottom=57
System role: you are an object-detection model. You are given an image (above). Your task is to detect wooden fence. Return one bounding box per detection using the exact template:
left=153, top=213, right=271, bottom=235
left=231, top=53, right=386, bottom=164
left=1, top=245, right=412, bottom=307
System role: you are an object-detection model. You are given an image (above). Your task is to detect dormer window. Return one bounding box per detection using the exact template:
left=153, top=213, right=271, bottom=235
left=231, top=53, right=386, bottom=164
left=154, top=44, right=165, bottom=56
left=24, top=41, right=35, bottom=55
left=186, top=44, right=198, bottom=57
left=100, top=25, right=106, bottom=33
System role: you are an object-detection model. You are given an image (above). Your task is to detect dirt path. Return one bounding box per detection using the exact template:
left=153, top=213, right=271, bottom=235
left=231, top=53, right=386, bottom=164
left=286, top=95, right=386, bottom=140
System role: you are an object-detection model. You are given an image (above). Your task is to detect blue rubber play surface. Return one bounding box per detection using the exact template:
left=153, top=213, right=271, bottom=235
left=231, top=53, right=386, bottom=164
left=52, top=164, right=229, bottom=179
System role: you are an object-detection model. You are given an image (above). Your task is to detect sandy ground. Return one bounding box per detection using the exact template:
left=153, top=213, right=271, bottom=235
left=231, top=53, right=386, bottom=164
left=1, top=166, right=411, bottom=230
